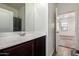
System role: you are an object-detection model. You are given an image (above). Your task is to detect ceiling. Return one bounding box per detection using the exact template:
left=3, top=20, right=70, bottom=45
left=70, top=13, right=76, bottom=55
left=4, top=3, right=25, bottom=9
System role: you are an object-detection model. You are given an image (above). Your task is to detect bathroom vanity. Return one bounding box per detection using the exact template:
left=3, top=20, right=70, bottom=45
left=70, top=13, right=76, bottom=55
left=0, top=32, right=46, bottom=56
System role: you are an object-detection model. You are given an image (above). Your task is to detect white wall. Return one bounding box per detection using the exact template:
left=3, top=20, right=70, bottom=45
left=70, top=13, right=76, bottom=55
left=25, top=4, right=35, bottom=31
left=34, top=4, right=48, bottom=32
left=18, top=6, right=25, bottom=31
left=56, top=3, right=79, bottom=50
left=25, top=3, right=55, bottom=56
left=48, top=3, right=55, bottom=56
left=0, top=3, right=18, bottom=17
left=25, top=3, right=48, bottom=32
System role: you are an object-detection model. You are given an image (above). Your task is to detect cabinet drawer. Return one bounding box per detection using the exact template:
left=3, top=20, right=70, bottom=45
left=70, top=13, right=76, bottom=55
left=60, top=36, right=75, bottom=40
left=56, top=35, right=76, bottom=48
left=58, top=39, right=75, bottom=48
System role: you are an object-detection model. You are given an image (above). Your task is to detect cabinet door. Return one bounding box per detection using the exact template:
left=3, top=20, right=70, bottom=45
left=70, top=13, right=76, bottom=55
left=0, top=40, right=34, bottom=56
left=34, top=36, right=46, bottom=56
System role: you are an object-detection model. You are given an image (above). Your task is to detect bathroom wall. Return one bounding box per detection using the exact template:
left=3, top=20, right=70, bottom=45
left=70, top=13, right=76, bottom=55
left=48, top=3, right=56, bottom=56
left=25, top=3, right=48, bottom=55
left=56, top=3, right=79, bottom=50
left=25, top=3, right=35, bottom=31
left=25, top=3, right=55, bottom=56
left=18, top=6, right=25, bottom=31
left=34, top=3, right=48, bottom=32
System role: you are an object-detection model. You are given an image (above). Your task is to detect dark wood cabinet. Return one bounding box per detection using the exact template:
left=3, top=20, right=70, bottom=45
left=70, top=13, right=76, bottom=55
left=0, top=40, right=34, bottom=56
left=0, top=36, right=46, bottom=56
left=34, top=36, right=46, bottom=56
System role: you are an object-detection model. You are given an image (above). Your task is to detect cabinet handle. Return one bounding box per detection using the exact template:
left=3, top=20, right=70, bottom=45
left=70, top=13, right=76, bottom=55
left=0, top=52, right=9, bottom=56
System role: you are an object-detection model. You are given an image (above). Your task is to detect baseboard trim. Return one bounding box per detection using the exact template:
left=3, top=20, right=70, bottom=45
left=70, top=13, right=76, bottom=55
left=49, top=50, right=54, bottom=56
left=52, top=49, right=56, bottom=56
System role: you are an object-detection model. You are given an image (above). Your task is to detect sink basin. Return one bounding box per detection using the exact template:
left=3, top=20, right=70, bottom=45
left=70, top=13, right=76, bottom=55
left=17, top=32, right=26, bottom=36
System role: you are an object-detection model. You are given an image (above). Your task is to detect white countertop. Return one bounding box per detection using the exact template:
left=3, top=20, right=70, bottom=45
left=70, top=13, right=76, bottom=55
left=0, top=31, right=46, bottom=50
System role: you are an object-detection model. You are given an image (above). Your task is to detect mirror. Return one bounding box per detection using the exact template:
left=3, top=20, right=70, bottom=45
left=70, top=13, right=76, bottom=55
left=0, top=3, right=25, bottom=33
left=56, top=12, right=76, bottom=34
left=59, top=18, right=68, bottom=32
